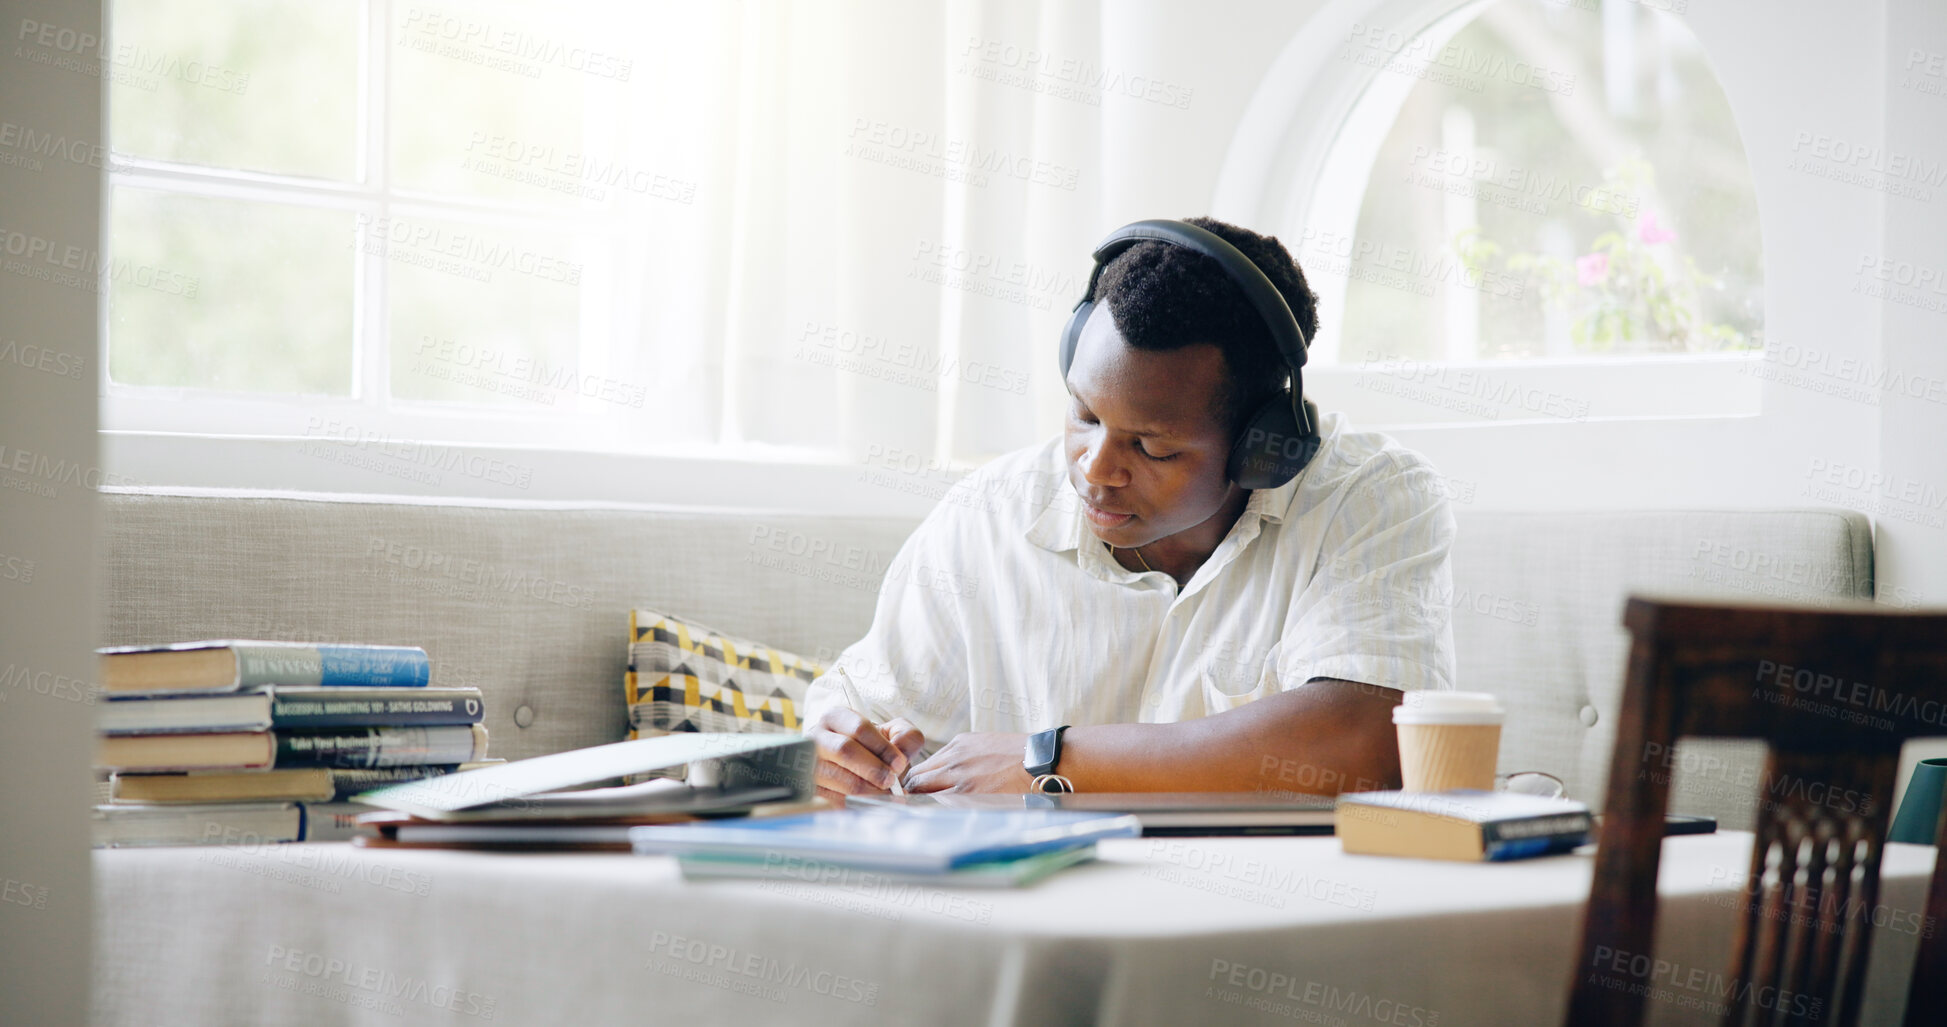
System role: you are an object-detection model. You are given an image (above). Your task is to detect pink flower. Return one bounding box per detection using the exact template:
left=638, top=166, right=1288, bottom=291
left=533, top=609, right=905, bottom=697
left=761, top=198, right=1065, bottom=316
left=1576, top=252, right=1609, bottom=286
left=1637, top=213, right=1677, bottom=245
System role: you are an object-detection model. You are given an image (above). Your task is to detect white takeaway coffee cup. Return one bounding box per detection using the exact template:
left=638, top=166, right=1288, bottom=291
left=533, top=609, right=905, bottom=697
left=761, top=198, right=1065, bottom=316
left=1393, top=691, right=1505, bottom=792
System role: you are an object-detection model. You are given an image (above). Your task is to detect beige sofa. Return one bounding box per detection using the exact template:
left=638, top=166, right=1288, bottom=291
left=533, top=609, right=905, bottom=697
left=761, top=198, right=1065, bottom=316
left=98, top=492, right=1872, bottom=820
left=90, top=492, right=1874, bottom=1024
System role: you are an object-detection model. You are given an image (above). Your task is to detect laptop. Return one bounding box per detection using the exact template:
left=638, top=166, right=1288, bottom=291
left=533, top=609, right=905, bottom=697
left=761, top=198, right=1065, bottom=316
left=851, top=791, right=1339, bottom=836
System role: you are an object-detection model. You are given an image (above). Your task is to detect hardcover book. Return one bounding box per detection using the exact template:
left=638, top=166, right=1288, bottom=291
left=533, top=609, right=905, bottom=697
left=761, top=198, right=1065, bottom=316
left=97, top=641, right=431, bottom=694
left=96, top=731, right=274, bottom=772
left=274, top=724, right=488, bottom=769
left=98, top=724, right=488, bottom=772
left=99, top=687, right=484, bottom=735
left=109, top=762, right=501, bottom=804
left=1335, top=789, right=1593, bottom=861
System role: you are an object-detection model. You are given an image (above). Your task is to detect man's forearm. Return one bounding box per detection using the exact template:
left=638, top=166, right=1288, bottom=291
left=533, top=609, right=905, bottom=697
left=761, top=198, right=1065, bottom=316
left=1056, top=678, right=1405, bottom=794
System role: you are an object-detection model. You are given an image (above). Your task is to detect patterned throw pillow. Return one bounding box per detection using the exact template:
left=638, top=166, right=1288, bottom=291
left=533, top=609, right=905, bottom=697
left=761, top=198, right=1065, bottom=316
left=625, top=608, right=823, bottom=738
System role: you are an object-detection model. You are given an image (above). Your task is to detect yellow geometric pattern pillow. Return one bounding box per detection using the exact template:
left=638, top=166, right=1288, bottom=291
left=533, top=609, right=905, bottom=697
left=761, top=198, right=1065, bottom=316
left=625, top=608, right=823, bottom=738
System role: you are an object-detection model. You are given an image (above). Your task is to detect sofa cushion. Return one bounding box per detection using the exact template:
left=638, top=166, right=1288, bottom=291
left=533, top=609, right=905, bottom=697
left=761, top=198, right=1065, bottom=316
left=626, top=607, right=824, bottom=736
left=1449, top=508, right=1873, bottom=827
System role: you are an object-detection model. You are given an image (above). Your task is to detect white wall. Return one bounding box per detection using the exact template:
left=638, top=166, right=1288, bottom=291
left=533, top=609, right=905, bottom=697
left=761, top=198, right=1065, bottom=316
left=1204, top=0, right=1947, bottom=804
left=0, top=0, right=102, bottom=1020
left=1878, top=0, right=1947, bottom=796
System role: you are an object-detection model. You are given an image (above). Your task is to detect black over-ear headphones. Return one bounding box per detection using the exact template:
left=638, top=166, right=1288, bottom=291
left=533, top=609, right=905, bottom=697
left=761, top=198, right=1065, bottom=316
left=1058, top=218, right=1321, bottom=490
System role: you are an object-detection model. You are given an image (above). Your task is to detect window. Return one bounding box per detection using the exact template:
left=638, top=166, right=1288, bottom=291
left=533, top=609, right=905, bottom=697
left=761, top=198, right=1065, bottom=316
left=100, top=1, right=1061, bottom=504
left=1299, top=0, right=1762, bottom=424
left=104, top=0, right=691, bottom=453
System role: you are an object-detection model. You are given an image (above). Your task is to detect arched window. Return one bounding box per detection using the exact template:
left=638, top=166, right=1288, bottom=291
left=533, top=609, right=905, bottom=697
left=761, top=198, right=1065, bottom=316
left=1295, top=0, right=1761, bottom=422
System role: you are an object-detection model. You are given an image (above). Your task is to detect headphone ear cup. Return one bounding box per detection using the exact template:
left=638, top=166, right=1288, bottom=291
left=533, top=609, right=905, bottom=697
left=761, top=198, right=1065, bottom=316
left=1227, top=395, right=1319, bottom=490
left=1059, top=300, right=1093, bottom=378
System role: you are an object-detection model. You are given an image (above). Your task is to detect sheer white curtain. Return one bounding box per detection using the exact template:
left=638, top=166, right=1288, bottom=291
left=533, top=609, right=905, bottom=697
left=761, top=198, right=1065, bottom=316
left=616, top=0, right=1119, bottom=470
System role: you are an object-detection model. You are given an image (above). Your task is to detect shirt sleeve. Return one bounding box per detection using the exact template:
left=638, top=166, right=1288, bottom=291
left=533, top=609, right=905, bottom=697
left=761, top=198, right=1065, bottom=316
left=1274, top=457, right=1458, bottom=694
left=801, top=501, right=975, bottom=755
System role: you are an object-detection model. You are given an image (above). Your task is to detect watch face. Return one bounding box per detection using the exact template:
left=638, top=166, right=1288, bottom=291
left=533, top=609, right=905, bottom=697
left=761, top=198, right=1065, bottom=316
left=1024, top=727, right=1062, bottom=774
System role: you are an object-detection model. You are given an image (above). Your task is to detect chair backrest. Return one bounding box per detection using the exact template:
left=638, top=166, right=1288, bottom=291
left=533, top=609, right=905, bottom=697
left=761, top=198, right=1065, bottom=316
left=1566, top=596, right=1947, bottom=1027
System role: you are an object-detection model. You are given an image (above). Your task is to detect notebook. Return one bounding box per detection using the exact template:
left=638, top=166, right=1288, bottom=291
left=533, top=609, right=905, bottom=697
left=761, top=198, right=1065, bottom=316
left=629, top=807, right=1142, bottom=873
left=677, top=842, right=1100, bottom=887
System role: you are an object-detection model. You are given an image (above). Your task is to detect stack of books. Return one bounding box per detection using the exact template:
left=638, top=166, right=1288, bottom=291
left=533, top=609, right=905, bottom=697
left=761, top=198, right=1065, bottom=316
left=92, top=640, right=492, bottom=847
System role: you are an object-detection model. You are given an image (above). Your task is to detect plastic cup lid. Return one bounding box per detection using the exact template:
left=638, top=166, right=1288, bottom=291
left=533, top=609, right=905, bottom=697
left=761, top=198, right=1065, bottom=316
left=1392, top=691, right=1505, bottom=725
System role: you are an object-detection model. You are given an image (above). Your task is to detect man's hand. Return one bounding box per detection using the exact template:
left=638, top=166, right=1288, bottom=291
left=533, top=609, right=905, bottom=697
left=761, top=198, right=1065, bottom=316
left=903, top=732, right=1031, bottom=793
left=808, top=707, right=925, bottom=801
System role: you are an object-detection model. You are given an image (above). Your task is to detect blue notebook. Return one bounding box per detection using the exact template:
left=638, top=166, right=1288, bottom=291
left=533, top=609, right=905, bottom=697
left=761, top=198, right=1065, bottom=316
left=629, top=807, right=1142, bottom=873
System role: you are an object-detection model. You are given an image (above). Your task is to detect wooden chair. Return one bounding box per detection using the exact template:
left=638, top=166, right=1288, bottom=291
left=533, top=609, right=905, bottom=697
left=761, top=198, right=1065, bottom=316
left=1566, top=596, right=1947, bottom=1027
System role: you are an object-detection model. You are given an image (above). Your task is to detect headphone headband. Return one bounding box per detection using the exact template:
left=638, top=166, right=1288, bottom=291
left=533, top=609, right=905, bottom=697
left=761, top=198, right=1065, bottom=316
left=1081, top=219, right=1310, bottom=373
left=1058, top=218, right=1321, bottom=490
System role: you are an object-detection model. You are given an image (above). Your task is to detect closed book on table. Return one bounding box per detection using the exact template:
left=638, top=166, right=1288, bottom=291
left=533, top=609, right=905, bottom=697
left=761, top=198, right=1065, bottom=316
left=97, top=641, right=431, bottom=694
left=99, top=687, right=484, bottom=735
left=678, top=842, right=1100, bottom=887
left=630, top=807, right=1143, bottom=874
left=1335, top=790, right=1592, bottom=861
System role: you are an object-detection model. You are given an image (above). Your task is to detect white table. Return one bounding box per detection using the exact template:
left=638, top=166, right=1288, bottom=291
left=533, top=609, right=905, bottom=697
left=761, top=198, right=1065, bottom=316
left=92, top=832, right=1937, bottom=1025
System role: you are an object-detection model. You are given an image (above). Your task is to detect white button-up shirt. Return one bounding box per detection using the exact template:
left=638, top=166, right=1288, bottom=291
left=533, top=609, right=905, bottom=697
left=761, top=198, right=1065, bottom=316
left=804, top=411, right=1457, bottom=757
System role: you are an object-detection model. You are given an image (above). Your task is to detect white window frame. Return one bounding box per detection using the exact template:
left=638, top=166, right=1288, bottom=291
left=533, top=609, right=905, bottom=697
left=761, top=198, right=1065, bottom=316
left=101, top=1, right=641, bottom=448
left=98, top=1, right=954, bottom=515
left=1214, top=0, right=1762, bottom=430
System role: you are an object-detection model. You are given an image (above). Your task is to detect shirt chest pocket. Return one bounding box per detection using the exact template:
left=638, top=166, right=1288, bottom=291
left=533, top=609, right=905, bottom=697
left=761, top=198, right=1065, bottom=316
left=1198, top=640, right=1281, bottom=715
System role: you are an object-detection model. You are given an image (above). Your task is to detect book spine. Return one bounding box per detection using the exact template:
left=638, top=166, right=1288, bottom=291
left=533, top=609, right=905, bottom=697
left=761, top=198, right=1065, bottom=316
left=270, top=694, right=481, bottom=729
left=233, top=645, right=431, bottom=688
left=1484, top=834, right=1589, bottom=861
left=326, top=765, right=461, bottom=801
left=275, top=726, right=478, bottom=769
left=1480, top=813, right=1593, bottom=861
left=299, top=803, right=375, bottom=843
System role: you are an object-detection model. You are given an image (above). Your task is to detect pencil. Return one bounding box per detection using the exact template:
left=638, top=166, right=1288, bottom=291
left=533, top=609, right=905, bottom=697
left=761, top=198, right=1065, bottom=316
left=838, top=673, right=905, bottom=796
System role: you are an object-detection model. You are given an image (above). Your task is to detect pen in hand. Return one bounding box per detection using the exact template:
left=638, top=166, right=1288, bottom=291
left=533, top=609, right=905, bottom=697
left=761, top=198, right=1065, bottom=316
left=839, top=674, right=905, bottom=796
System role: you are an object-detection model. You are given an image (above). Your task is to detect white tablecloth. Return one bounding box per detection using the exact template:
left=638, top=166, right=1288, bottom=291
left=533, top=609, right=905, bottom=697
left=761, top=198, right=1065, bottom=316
left=92, top=832, right=1936, bottom=1025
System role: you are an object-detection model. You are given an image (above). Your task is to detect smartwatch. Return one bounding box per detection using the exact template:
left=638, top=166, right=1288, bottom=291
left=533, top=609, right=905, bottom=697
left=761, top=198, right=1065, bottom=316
left=1023, top=725, right=1071, bottom=778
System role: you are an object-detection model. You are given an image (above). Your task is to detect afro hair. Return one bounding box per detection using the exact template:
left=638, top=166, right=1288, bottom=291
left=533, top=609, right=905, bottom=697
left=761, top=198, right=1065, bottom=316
left=1092, top=216, right=1318, bottom=436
